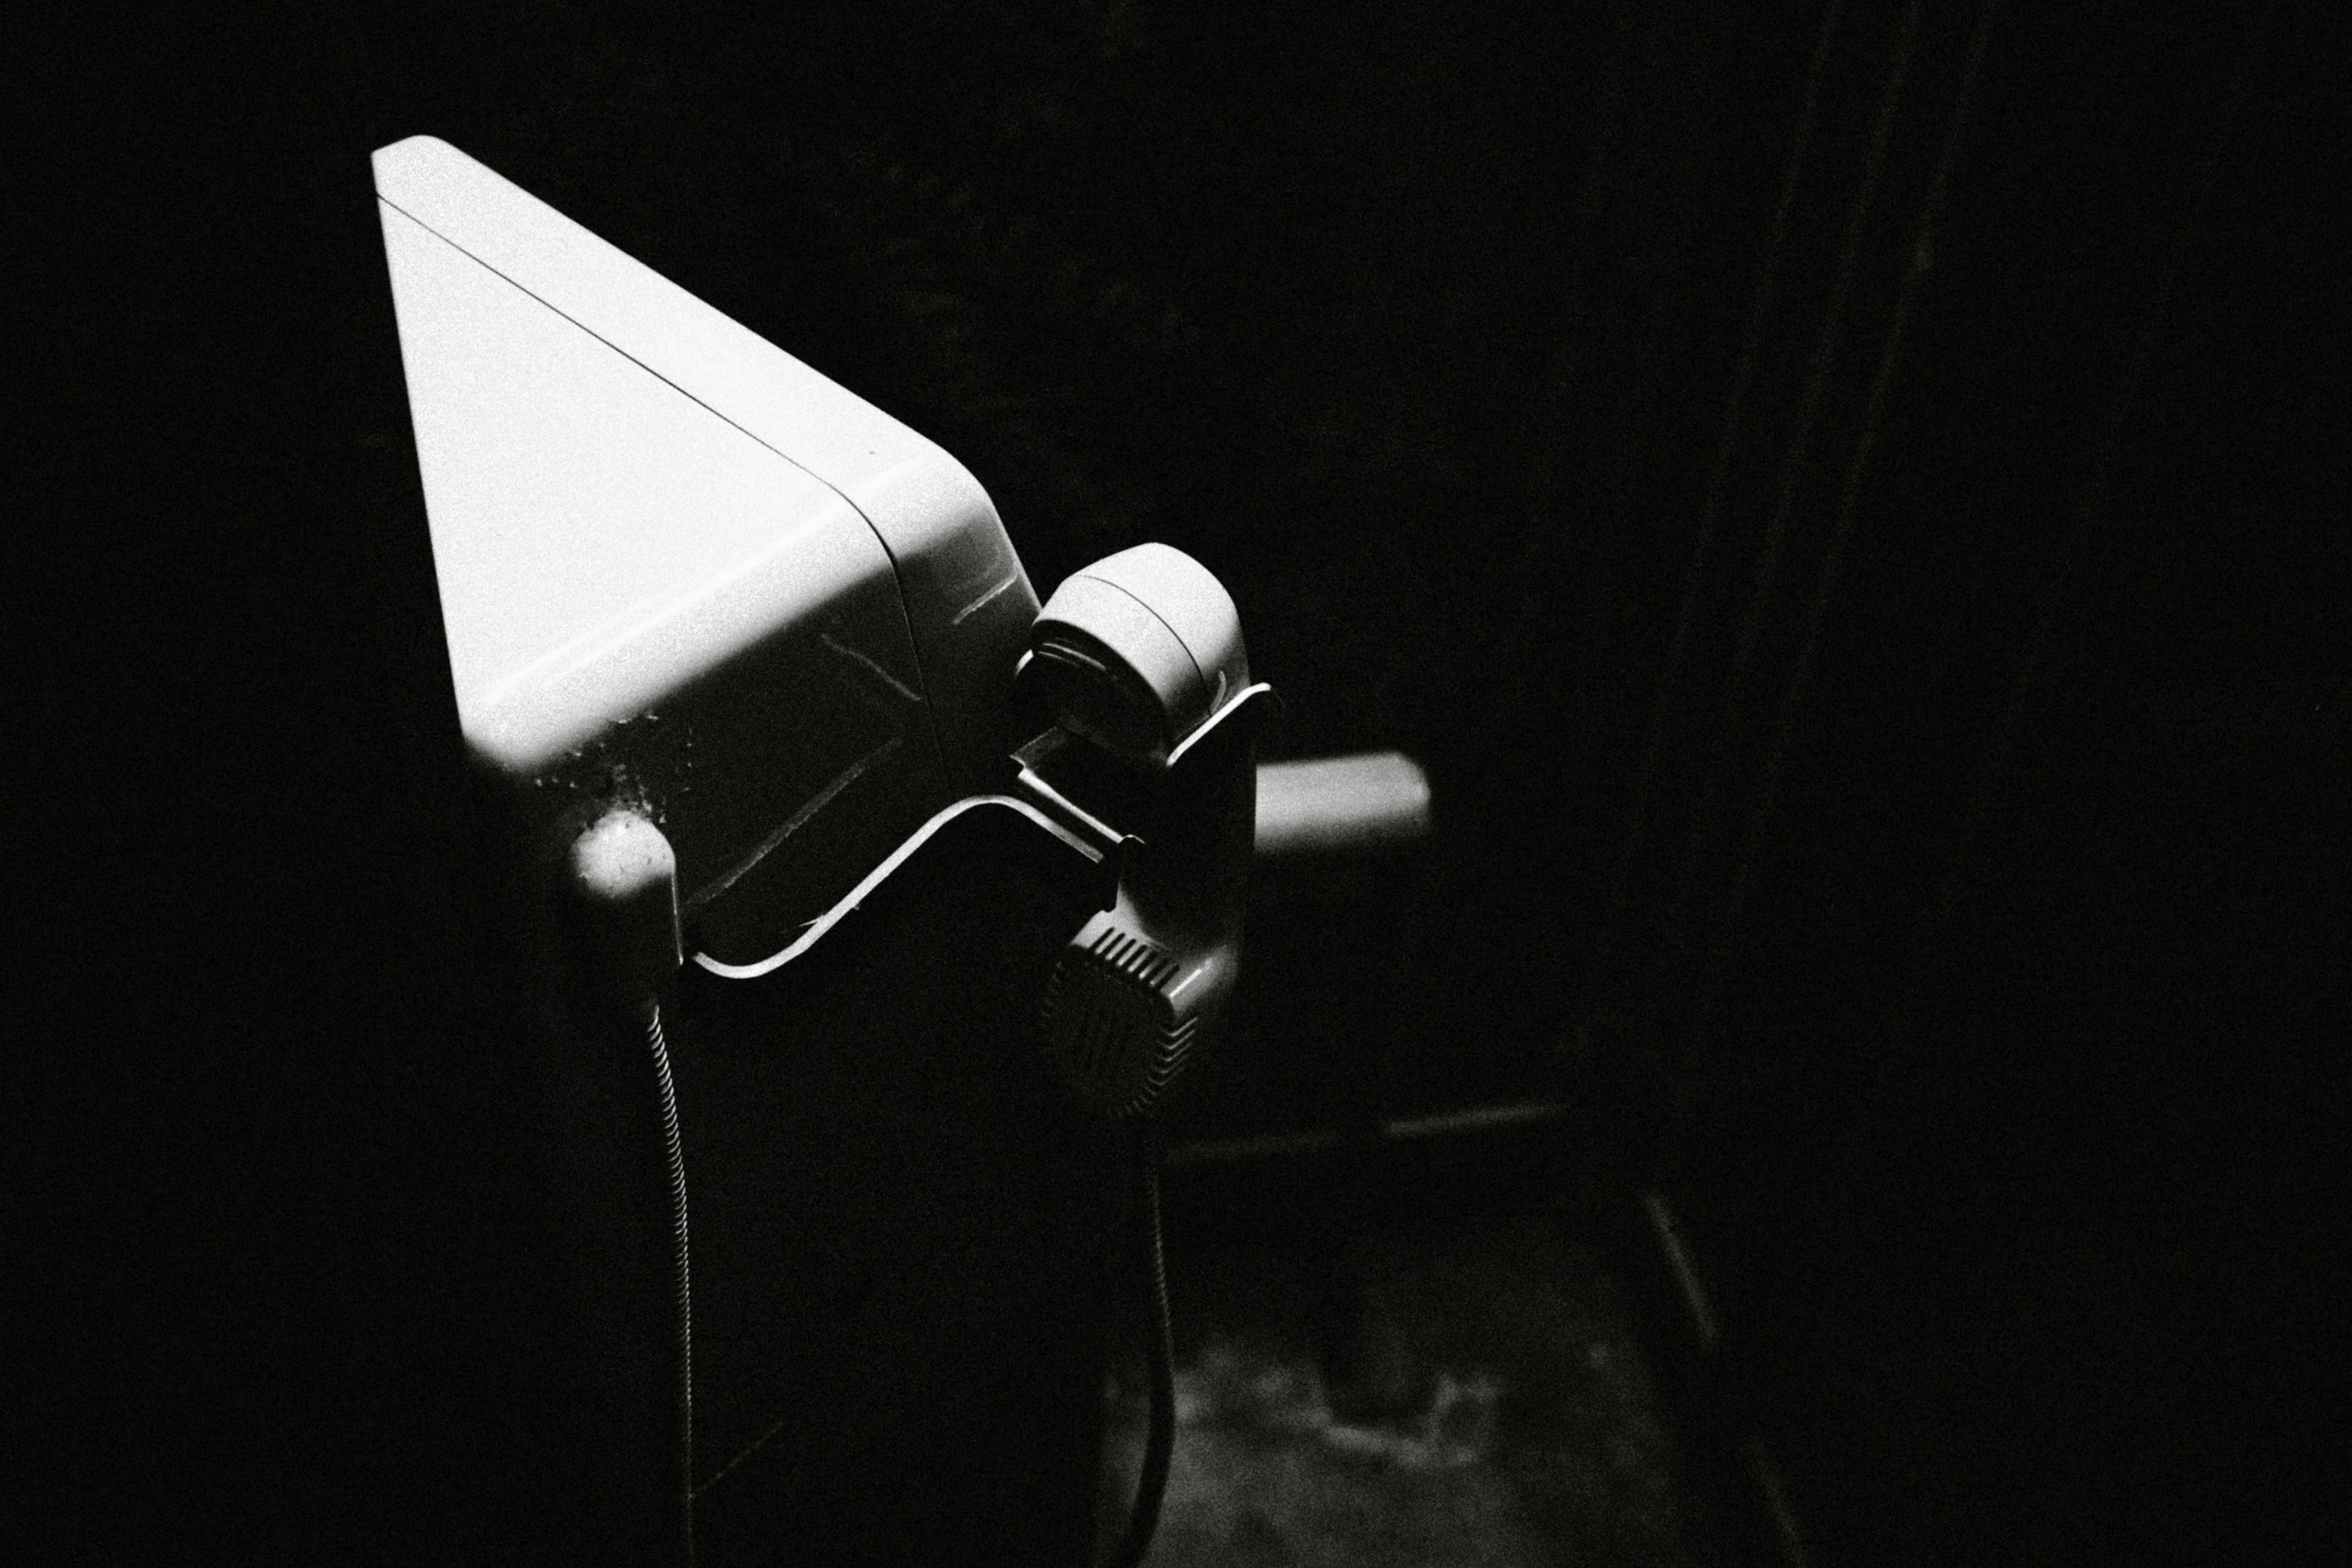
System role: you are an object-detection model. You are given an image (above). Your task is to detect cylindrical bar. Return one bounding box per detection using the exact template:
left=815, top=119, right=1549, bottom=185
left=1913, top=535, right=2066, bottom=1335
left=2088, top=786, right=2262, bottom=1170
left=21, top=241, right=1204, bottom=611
left=1253, top=752, right=1432, bottom=859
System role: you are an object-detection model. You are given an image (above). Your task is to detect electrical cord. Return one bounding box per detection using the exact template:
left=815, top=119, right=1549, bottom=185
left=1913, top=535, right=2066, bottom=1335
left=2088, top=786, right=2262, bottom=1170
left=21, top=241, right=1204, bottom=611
left=643, top=995, right=696, bottom=1568
left=1106, top=1117, right=1175, bottom=1568
left=564, top=807, right=694, bottom=1562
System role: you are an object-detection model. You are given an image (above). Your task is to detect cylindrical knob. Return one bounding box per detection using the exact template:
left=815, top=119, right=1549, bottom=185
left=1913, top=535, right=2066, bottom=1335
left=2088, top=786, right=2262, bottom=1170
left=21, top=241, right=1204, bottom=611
left=1023, top=543, right=1250, bottom=771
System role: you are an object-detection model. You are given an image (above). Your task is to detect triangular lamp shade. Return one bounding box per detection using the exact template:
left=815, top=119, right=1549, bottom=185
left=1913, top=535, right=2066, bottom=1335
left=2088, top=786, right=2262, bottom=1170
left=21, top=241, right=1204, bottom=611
left=374, top=137, right=1038, bottom=960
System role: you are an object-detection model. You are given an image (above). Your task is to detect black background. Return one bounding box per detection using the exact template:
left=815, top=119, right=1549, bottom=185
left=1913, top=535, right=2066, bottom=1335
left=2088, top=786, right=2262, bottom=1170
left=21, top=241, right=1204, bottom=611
left=15, top=2, right=2343, bottom=1561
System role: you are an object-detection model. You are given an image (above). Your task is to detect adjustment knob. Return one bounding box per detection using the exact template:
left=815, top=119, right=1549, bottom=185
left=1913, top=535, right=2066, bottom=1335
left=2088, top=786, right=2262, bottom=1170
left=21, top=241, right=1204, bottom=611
left=1019, top=543, right=1249, bottom=771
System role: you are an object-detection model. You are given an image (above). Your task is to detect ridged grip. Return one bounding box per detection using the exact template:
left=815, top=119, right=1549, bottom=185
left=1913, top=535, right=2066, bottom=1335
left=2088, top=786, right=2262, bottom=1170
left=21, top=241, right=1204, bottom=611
left=1041, top=920, right=1206, bottom=1118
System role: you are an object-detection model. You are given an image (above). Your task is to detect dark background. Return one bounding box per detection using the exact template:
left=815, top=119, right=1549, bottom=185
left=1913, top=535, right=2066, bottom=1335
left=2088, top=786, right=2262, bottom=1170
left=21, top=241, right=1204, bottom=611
left=15, top=1, right=2342, bottom=1562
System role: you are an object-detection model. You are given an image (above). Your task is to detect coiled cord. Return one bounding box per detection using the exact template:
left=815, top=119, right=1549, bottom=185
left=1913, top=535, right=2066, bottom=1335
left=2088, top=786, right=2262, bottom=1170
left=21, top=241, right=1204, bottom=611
left=643, top=997, right=696, bottom=1568
left=1106, top=1118, right=1175, bottom=1568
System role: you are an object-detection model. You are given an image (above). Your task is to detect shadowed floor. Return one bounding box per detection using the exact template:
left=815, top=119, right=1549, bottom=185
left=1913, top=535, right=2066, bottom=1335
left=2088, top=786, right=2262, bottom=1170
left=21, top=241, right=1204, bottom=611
left=1096, top=1215, right=1697, bottom=1567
